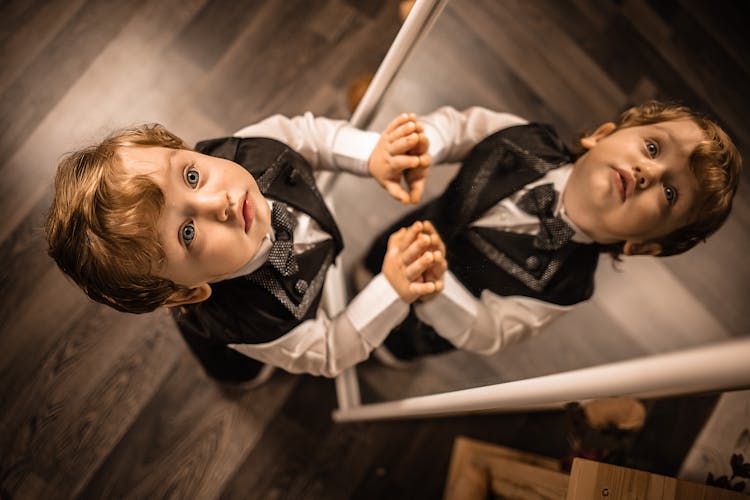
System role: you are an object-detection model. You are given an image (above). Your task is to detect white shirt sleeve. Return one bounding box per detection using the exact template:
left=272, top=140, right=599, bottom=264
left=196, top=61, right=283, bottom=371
left=229, top=273, right=409, bottom=377
left=413, top=271, right=573, bottom=354
left=233, top=112, right=379, bottom=176
left=420, top=106, right=528, bottom=165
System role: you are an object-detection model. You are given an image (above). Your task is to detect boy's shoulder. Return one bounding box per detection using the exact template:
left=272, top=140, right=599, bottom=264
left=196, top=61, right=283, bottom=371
left=461, top=122, right=573, bottom=180
left=196, top=136, right=307, bottom=176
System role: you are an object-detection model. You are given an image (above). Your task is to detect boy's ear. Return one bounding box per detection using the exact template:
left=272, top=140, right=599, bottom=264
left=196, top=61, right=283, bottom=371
left=580, top=122, right=617, bottom=150
left=162, top=283, right=212, bottom=307
left=623, top=240, right=662, bottom=256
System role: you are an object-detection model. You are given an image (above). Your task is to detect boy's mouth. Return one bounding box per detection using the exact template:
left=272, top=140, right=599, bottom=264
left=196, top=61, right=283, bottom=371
left=242, top=193, right=254, bottom=233
left=611, top=167, right=634, bottom=202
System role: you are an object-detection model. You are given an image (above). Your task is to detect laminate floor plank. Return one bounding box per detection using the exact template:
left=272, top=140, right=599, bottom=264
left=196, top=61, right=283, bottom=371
left=0, top=0, right=88, bottom=94
left=0, top=267, right=92, bottom=375
left=1, top=311, right=179, bottom=499
left=80, top=353, right=298, bottom=499
left=679, top=0, right=750, bottom=78
left=0, top=0, right=145, bottom=162
left=192, top=0, right=398, bottom=129
left=0, top=190, right=53, bottom=331
left=171, top=0, right=266, bottom=72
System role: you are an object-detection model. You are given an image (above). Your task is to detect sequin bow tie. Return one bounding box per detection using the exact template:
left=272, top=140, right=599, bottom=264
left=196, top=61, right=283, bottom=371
left=517, top=183, right=575, bottom=250
left=268, top=202, right=299, bottom=277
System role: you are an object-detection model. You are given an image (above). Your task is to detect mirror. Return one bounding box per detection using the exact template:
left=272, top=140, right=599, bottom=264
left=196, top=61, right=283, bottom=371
left=330, top=0, right=750, bottom=402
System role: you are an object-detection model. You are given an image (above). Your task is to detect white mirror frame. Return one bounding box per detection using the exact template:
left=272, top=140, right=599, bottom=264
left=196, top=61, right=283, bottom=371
left=322, top=0, right=750, bottom=422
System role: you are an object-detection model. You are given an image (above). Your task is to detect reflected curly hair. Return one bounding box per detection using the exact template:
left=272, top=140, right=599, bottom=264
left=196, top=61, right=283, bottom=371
left=46, top=124, right=193, bottom=313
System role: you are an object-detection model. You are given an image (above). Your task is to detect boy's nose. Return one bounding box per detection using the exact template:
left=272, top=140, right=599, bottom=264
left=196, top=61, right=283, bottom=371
left=633, top=163, right=658, bottom=189
left=198, top=191, right=231, bottom=221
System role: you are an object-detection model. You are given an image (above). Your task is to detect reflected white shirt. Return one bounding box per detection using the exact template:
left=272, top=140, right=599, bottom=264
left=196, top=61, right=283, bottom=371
left=413, top=106, right=595, bottom=354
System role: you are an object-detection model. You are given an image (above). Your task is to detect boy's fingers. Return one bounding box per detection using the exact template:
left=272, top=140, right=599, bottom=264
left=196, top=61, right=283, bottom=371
left=401, top=233, right=431, bottom=264
left=388, top=133, right=419, bottom=155
left=432, top=252, right=448, bottom=276
left=417, top=152, right=431, bottom=168
left=398, top=221, right=423, bottom=252
left=433, top=249, right=446, bottom=267
left=408, top=177, right=426, bottom=204
left=411, top=133, right=430, bottom=156
left=389, top=121, right=416, bottom=142
left=409, top=281, right=436, bottom=296
left=383, top=180, right=410, bottom=204
left=391, top=155, right=421, bottom=170
left=405, top=167, right=428, bottom=204
left=409, top=220, right=424, bottom=233
left=421, top=221, right=446, bottom=253
left=404, top=164, right=428, bottom=181
left=430, top=232, right=446, bottom=254
left=387, top=227, right=406, bottom=251
left=423, top=253, right=447, bottom=285
left=405, top=251, right=433, bottom=280
left=385, top=113, right=413, bottom=133
left=436, top=252, right=448, bottom=272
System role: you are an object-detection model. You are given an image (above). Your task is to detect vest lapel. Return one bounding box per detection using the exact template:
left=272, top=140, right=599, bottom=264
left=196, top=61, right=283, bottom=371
left=246, top=239, right=335, bottom=320
left=260, top=149, right=342, bottom=251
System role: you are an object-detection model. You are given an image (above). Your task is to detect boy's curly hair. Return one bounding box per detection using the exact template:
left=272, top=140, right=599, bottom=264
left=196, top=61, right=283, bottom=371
left=46, top=124, right=193, bottom=313
left=603, top=101, right=741, bottom=257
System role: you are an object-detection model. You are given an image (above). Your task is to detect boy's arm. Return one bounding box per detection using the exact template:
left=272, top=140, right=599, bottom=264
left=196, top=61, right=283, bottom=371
left=229, top=275, right=405, bottom=377
left=230, top=106, right=528, bottom=175
left=420, top=106, right=528, bottom=165
left=228, top=222, right=439, bottom=377
left=233, top=112, right=379, bottom=175
left=412, top=271, right=573, bottom=354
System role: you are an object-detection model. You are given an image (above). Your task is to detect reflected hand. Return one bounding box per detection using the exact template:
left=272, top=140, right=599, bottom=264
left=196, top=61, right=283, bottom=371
left=369, top=113, right=431, bottom=204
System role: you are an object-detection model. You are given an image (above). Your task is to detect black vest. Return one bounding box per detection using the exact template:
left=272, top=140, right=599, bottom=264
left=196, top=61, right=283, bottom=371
left=440, top=123, right=600, bottom=305
left=366, top=123, right=600, bottom=306
left=172, top=137, right=344, bottom=349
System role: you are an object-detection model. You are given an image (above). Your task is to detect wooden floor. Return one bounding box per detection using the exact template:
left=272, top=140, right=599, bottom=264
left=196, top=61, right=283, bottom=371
left=1, top=0, right=748, bottom=498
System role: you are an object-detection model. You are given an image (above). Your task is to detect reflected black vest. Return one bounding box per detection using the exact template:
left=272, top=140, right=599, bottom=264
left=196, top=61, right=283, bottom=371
left=383, top=123, right=601, bottom=306
left=172, top=137, right=344, bottom=349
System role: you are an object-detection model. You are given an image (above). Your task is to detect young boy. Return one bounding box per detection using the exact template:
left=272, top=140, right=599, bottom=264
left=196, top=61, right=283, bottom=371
left=363, top=101, right=741, bottom=360
left=46, top=112, right=446, bottom=385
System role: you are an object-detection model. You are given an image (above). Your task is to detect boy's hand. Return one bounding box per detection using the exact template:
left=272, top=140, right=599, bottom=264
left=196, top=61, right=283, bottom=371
left=382, top=221, right=438, bottom=303
left=368, top=113, right=431, bottom=204
left=418, top=221, right=448, bottom=302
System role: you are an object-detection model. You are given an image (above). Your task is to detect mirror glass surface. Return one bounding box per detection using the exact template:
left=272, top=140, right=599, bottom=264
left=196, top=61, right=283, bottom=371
left=331, top=0, right=750, bottom=401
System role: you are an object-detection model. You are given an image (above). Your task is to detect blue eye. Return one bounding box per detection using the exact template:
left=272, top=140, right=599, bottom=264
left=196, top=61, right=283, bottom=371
left=646, top=141, right=658, bottom=158
left=185, top=166, right=200, bottom=188
left=181, top=222, right=195, bottom=246
left=663, top=185, right=677, bottom=205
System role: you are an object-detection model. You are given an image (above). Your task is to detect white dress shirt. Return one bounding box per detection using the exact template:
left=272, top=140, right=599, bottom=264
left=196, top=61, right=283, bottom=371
left=411, top=106, right=595, bottom=354
left=220, top=113, right=410, bottom=377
